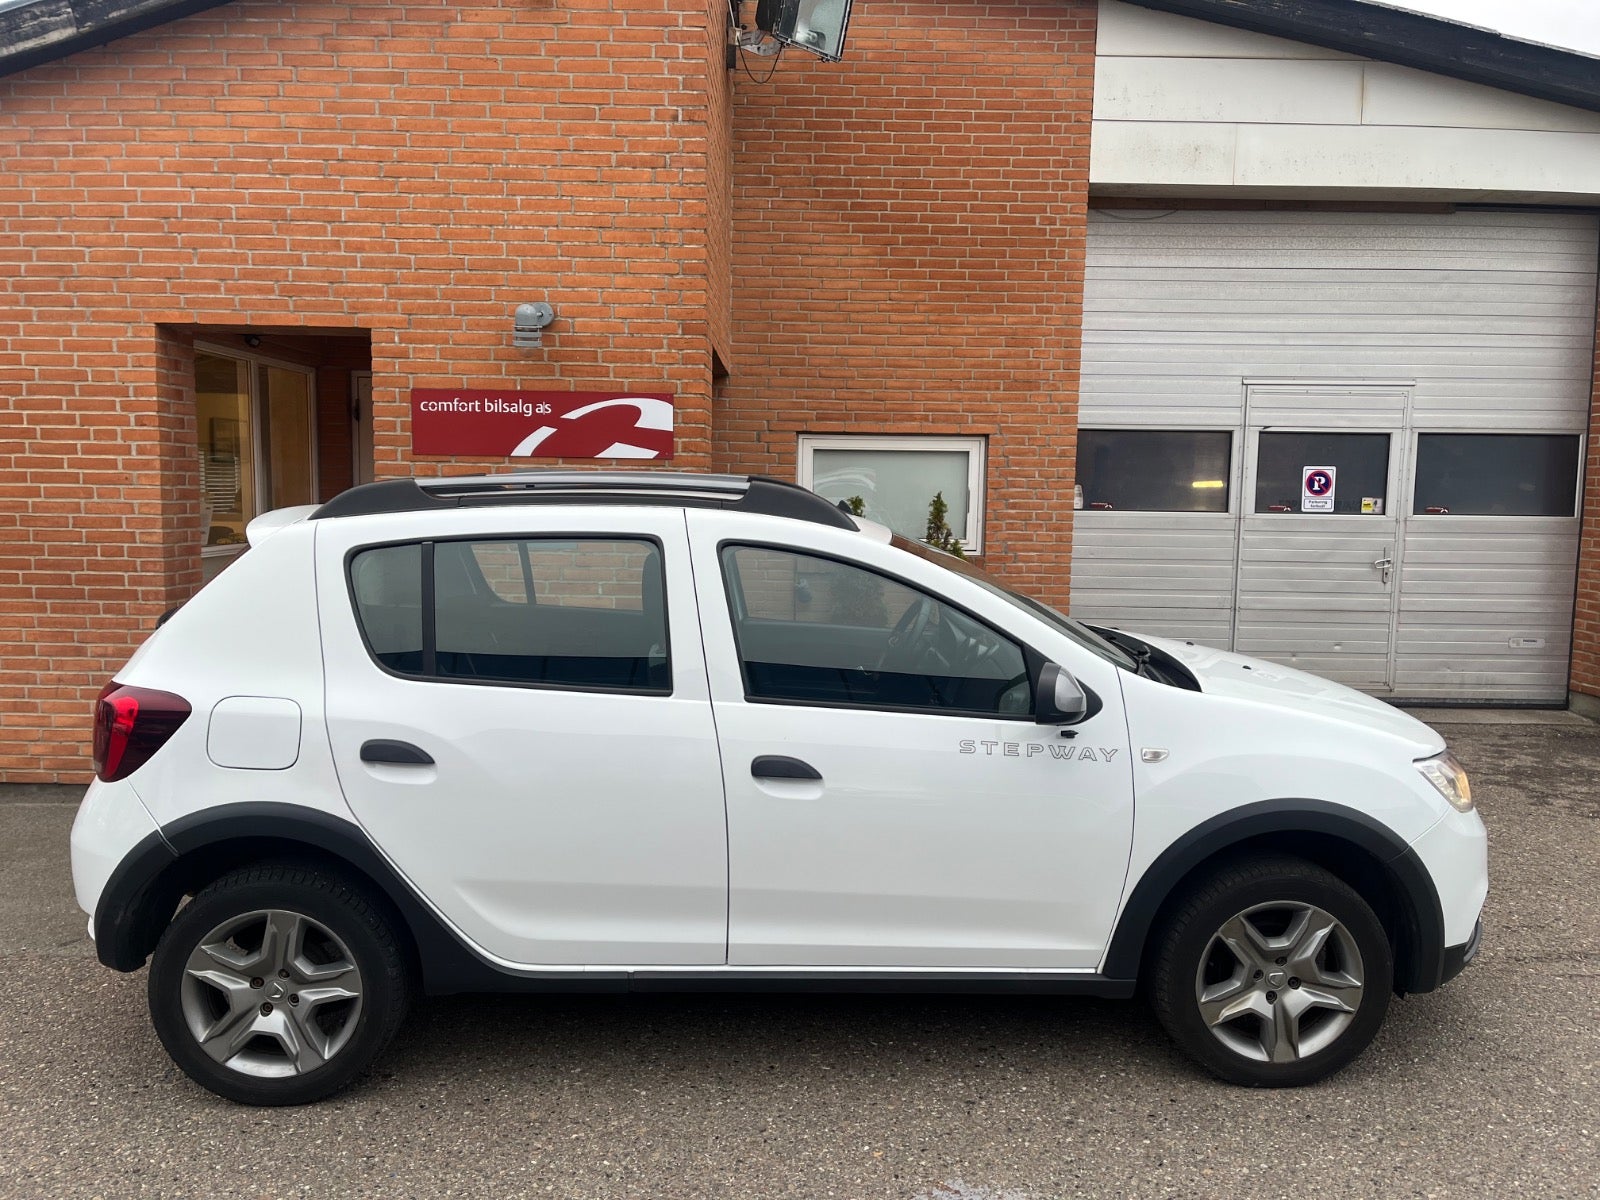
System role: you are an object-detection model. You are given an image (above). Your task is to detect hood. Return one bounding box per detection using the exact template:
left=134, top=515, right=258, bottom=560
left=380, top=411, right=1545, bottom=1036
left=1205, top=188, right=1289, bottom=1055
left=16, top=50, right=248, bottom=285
left=1135, top=633, right=1445, bottom=756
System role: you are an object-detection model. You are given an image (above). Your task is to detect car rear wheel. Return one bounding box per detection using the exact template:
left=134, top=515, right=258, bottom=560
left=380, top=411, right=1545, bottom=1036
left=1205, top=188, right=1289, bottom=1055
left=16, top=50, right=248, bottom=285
left=1150, top=856, right=1393, bottom=1087
left=148, top=864, right=410, bottom=1105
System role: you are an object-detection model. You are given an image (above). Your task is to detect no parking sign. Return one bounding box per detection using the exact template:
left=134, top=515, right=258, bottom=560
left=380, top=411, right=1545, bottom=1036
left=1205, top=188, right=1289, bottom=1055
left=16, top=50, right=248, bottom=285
left=1302, top=466, right=1336, bottom=513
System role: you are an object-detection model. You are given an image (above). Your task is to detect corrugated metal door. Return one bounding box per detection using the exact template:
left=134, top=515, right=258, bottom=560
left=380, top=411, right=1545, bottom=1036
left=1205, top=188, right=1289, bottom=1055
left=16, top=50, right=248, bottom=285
left=1073, top=209, right=1598, bottom=702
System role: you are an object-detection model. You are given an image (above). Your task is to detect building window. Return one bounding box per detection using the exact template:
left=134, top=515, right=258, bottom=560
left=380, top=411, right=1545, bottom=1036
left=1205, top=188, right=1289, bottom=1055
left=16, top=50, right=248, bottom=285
left=799, top=435, right=986, bottom=553
left=196, top=347, right=316, bottom=565
left=1413, top=434, right=1581, bottom=516
left=1077, top=430, right=1232, bottom=512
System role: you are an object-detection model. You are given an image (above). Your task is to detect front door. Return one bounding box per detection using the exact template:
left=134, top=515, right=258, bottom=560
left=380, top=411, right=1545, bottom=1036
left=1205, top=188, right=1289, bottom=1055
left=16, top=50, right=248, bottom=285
left=687, top=512, right=1135, bottom=971
left=1233, top=386, right=1408, bottom=690
left=318, top=508, right=728, bottom=967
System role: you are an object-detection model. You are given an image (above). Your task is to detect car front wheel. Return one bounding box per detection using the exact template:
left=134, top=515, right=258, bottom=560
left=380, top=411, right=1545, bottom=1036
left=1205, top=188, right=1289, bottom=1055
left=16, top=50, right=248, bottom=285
left=148, top=864, right=410, bottom=1105
left=1150, top=856, right=1393, bottom=1087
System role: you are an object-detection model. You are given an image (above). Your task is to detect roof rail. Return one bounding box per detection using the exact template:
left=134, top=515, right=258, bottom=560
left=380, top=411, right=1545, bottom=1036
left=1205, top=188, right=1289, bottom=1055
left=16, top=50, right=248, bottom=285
left=309, top=470, right=860, bottom=530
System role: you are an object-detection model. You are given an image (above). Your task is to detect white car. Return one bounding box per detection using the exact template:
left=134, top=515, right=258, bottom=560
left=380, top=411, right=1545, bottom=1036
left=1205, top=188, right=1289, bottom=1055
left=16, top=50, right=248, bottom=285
left=71, top=472, right=1486, bottom=1105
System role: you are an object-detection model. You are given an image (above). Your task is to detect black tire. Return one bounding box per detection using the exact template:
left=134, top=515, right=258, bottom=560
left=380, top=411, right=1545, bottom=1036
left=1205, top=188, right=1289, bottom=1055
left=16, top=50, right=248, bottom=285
left=148, top=863, right=411, bottom=1106
left=1149, top=855, right=1393, bottom=1087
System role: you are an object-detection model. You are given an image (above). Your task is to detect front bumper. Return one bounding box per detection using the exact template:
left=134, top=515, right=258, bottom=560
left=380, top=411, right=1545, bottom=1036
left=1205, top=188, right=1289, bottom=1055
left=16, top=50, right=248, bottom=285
left=1438, top=917, right=1484, bottom=989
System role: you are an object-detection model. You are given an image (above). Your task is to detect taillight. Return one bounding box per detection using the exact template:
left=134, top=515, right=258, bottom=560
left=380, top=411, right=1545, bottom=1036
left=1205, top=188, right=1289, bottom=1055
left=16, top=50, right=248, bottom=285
left=92, top=683, right=191, bottom=782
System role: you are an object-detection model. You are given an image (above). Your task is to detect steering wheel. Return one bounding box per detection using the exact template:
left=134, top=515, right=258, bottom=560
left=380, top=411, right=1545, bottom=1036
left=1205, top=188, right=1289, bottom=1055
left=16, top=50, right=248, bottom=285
left=876, top=596, right=936, bottom=671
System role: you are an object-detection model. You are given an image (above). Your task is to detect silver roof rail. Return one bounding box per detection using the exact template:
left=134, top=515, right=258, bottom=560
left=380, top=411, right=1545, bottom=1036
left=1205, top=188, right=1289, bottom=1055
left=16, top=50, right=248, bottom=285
left=310, top=470, right=860, bottom=531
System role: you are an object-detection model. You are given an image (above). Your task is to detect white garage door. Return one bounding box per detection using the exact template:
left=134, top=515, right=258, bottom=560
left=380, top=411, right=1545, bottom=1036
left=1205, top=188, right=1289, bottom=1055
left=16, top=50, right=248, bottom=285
left=1072, top=209, right=1596, bottom=702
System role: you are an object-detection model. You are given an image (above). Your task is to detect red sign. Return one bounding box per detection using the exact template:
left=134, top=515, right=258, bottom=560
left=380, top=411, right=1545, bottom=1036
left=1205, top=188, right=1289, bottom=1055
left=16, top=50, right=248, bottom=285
left=410, top=390, right=674, bottom=460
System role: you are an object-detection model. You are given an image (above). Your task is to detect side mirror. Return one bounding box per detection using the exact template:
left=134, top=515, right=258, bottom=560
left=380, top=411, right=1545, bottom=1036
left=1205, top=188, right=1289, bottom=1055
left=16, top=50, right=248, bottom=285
left=1036, top=663, right=1089, bottom=725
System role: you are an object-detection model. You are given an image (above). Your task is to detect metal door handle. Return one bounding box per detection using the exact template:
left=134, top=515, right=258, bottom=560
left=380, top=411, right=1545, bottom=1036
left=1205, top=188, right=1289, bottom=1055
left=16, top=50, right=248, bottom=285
left=751, top=755, right=822, bottom=782
left=1372, top=556, right=1393, bottom=584
left=360, top=739, right=435, bottom=766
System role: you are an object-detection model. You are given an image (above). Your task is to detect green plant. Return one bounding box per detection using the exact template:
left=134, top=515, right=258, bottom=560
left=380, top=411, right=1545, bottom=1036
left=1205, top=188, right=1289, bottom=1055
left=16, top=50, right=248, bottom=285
left=924, top=491, right=966, bottom=557
left=842, top=495, right=866, bottom=516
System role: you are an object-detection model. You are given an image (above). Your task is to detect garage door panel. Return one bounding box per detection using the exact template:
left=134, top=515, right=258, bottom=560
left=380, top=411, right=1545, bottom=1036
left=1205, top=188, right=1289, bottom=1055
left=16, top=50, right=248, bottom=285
left=1077, top=208, right=1596, bottom=702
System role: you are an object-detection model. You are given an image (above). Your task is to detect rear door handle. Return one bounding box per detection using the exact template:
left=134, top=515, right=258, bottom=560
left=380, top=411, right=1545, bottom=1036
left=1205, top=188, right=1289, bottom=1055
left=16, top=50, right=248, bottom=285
left=360, top=739, right=435, bottom=766
left=751, top=755, right=822, bottom=782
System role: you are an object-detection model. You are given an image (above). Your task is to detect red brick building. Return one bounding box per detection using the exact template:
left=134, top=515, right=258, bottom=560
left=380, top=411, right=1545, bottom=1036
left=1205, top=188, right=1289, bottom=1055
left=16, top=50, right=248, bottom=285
left=2, top=0, right=1599, bottom=780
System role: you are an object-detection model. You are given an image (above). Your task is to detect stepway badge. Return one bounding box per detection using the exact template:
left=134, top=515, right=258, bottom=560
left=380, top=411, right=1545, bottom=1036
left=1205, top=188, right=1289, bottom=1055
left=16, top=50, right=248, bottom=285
left=1302, top=466, right=1336, bottom=513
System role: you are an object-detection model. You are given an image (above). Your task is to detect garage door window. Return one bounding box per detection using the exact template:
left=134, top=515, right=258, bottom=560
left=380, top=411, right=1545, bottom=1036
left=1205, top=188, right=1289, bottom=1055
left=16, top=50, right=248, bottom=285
left=1078, top=430, right=1231, bottom=512
left=1255, top=432, right=1389, bottom=515
left=1413, top=434, right=1580, bottom=516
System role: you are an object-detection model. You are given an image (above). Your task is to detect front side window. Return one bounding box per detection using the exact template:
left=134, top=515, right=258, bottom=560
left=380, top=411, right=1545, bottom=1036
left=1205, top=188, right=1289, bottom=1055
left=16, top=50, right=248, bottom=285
left=1413, top=434, right=1580, bottom=516
left=721, top=545, right=1030, bottom=716
left=1077, top=430, right=1231, bottom=512
left=350, top=538, right=669, bottom=693
left=799, top=435, right=986, bottom=553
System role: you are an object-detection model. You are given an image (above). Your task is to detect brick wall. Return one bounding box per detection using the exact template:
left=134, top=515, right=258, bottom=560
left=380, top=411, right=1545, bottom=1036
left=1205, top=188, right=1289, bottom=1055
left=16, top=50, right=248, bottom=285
left=702, top=0, right=734, bottom=368
left=1570, top=312, right=1600, bottom=702
left=0, top=0, right=730, bottom=781
left=718, top=0, right=1098, bottom=607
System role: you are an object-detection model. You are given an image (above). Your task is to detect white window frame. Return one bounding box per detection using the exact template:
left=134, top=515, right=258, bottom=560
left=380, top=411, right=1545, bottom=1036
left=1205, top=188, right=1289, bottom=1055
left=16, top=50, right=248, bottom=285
left=797, top=434, right=987, bottom=553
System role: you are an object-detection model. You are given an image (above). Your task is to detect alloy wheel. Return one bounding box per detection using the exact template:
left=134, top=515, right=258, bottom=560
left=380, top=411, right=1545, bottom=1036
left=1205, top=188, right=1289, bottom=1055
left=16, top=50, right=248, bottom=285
left=178, top=908, right=365, bottom=1078
left=1194, top=900, right=1365, bottom=1064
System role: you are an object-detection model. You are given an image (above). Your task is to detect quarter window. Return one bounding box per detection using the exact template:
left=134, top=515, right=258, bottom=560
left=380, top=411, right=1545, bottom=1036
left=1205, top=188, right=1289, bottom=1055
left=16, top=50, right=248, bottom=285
left=350, top=538, right=669, bottom=693
left=1077, top=430, right=1231, bottom=512
left=1413, top=434, right=1580, bottom=516
left=721, top=545, right=1031, bottom=717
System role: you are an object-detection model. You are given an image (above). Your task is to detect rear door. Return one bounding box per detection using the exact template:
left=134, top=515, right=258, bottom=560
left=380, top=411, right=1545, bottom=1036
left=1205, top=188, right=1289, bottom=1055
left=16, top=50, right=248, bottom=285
left=317, top=507, right=728, bottom=967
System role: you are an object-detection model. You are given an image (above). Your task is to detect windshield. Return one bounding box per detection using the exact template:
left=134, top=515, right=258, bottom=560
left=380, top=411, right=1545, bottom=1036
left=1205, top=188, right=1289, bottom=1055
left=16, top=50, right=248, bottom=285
left=889, top=535, right=1138, bottom=672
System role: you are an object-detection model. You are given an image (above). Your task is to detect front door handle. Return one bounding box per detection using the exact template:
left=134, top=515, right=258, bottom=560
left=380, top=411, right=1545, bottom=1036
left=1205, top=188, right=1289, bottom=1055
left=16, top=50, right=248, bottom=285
left=360, top=739, right=435, bottom=766
left=752, top=755, right=822, bottom=782
left=1372, top=556, right=1393, bottom=584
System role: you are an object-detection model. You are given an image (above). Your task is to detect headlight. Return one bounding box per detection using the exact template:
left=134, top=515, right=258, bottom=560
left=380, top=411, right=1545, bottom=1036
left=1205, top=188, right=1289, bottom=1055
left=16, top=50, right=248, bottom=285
left=1416, top=750, right=1473, bottom=813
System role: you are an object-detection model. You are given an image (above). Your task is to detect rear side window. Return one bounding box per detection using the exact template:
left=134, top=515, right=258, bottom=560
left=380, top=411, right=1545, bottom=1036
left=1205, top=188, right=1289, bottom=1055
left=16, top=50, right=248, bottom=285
left=350, top=538, right=670, bottom=693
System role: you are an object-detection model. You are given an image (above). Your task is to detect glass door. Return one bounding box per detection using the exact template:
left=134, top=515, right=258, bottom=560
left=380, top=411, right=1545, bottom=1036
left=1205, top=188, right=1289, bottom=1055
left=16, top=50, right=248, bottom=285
left=195, top=347, right=315, bottom=579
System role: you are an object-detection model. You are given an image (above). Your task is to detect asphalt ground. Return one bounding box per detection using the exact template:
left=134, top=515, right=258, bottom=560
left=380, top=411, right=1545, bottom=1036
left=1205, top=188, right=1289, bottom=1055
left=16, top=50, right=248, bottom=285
left=1, top=713, right=1596, bottom=1199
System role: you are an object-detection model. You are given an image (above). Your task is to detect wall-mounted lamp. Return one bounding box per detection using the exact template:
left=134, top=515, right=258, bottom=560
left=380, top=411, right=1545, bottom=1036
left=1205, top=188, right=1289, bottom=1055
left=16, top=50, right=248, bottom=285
left=513, top=302, right=556, bottom=349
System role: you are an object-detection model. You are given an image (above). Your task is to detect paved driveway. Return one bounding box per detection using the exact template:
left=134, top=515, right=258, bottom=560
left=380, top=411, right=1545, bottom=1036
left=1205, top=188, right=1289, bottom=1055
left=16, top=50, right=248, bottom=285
left=1, top=713, right=1596, bottom=1199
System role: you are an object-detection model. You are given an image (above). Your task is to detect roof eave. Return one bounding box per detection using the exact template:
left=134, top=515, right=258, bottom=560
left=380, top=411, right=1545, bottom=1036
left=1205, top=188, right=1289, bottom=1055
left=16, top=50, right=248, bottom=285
left=0, top=0, right=234, bottom=79
left=1117, top=0, right=1600, bottom=115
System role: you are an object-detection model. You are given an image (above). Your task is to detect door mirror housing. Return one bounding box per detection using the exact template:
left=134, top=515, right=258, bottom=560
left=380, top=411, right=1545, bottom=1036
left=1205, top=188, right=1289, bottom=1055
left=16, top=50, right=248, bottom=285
left=1035, top=663, right=1089, bottom=725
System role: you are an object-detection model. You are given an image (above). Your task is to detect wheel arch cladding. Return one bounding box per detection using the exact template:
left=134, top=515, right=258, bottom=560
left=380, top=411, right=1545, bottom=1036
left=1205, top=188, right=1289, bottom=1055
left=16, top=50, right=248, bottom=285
left=93, top=803, right=505, bottom=994
left=1105, top=799, right=1447, bottom=995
